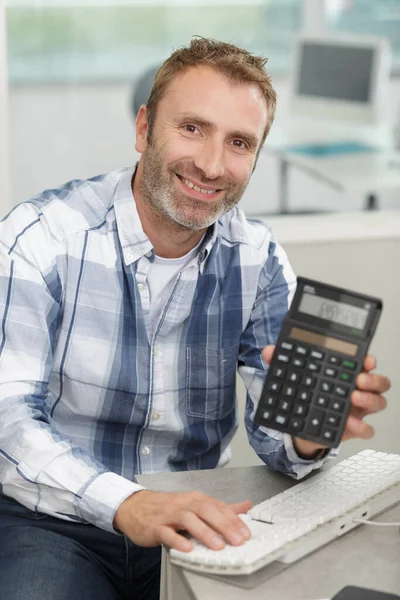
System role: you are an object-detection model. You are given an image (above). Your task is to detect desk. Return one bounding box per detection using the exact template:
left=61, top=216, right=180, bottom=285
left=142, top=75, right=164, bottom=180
left=137, top=465, right=400, bottom=600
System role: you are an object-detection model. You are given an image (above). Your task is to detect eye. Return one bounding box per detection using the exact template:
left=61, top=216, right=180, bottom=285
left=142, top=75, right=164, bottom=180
left=231, top=139, right=247, bottom=149
left=183, top=124, right=200, bottom=135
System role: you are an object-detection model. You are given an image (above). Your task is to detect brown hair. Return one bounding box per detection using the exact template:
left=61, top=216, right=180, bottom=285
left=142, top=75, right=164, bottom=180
left=146, top=36, right=277, bottom=149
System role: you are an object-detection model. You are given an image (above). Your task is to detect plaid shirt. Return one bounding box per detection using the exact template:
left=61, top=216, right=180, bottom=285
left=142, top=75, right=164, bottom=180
left=0, top=168, right=334, bottom=533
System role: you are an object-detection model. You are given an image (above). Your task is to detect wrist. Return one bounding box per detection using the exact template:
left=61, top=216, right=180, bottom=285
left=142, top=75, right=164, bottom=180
left=292, top=437, right=329, bottom=461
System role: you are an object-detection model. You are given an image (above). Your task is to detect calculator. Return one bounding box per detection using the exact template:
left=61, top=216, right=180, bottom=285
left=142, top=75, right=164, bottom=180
left=255, top=277, right=382, bottom=448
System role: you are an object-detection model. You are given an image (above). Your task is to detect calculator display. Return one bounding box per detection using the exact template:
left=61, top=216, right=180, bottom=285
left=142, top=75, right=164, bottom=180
left=298, top=293, right=369, bottom=330
left=290, top=327, right=358, bottom=357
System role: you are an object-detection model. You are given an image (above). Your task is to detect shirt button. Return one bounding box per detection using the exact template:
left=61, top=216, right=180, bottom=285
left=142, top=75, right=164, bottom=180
left=145, top=251, right=152, bottom=258
left=154, top=346, right=160, bottom=356
left=141, top=446, right=150, bottom=456
left=137, top=283, right=145, bottom=291
left=151, top=413, right=160, bottom=421
left=126, top=253, right=134, bottom=262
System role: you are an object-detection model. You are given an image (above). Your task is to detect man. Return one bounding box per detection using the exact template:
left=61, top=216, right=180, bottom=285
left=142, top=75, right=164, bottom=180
left=0, top=38, right=390, bottom=600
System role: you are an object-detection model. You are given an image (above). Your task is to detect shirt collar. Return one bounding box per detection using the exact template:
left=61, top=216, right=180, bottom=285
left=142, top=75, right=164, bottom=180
left=113, top=165, right=219, bottom=267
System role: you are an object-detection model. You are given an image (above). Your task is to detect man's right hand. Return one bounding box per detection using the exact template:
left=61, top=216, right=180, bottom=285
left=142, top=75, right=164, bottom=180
left=113, top=489, right=252, bottom=552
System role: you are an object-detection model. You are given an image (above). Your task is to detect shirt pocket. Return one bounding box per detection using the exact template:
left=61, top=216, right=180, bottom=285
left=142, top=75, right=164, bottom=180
left=186, top=346, right=238, bottom=420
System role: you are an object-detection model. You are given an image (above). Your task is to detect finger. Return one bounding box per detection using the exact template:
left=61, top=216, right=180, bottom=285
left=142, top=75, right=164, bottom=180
left=230, top=500, right=253, bottom=514
left=351, top=390, right=387, bottom=414
left=343, top=414, right=375, bottom=441
left=356, top=372, right=391, bottom=394
left=179, top=510, right=226, bottom=550
left=196, top=503, right=250, bottom=546
left=363, top=354, right=376, bottom=372
left=156, top=525, right=194, bottom=552
left=262, top=345, right=275, bottom=365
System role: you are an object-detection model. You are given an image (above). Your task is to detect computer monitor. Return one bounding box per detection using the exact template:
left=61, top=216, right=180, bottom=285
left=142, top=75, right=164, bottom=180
left=289, top=33, right=391, bottom=126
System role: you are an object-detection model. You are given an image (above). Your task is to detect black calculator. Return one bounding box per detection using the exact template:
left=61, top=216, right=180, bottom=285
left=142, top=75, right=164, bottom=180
left=255, top=277, right=382, bottom=448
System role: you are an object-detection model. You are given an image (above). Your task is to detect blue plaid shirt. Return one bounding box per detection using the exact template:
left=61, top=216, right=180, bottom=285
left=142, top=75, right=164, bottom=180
left=0, top=168, right=333, bottom=533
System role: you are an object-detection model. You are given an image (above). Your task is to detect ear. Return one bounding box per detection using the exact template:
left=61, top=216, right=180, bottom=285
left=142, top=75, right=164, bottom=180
left=135, top=105, right=149, bottom=154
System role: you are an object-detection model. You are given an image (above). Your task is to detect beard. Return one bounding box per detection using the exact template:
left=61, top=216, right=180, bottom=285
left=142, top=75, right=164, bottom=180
left=139, top=140, right=250, bottom=231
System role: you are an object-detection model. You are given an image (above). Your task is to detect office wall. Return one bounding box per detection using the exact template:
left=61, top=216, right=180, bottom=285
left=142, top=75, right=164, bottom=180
left=230, top=230, right=400, bottom=468
left=0, top=0, right=10, bottom=215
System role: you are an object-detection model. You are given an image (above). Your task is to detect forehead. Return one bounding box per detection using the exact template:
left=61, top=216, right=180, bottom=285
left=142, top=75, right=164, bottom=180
left=158, top=65, right=268, bottom=139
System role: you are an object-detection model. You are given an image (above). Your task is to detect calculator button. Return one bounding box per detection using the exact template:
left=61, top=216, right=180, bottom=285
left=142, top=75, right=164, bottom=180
left=331, top=399, right=345, bottom=413
left=326, top=413, right=340, bottom=427
left=263, top=395, right=277, bottom=407
left=295, top=345, right=308, bottom=356
left=280, top=342, right=294, bottom=351
left=328, top=355, right=340, bottom=365
left=302, top=375, right=316, bottom=388
left=321, top=428, right=336, bottom=443
left=294, top=403, right=308, bottom=417
left=320, top=380, right=333, bottom=393
left=306, top=361, right=321, bottom=373
left=278, top=399, right=292, bottom=413
left=297, top=389, right=311, bottom=402
left=262, top=410, right=273, bottom=422
left=340, top=372, right=353, bottom=383
left=287, top=370, right=300, bottom=384
left=310, top=349, right=324, bottom=360
left=268, top=381, right=282, bottom=393
left=324, top=367, right=338, bottom=378
left=334, top=384, right=350, bottom=398
left=282, top=384, right=296, bottom=398
left=292, top=357, right=305, bottom=369
left=272, top=366, right=287, bottom=379
left=274, top=414, right=288, bottom=426
left=289, top=417, right=305, bottom=432
left=305, top=409, right=324, bottom=436
left=315, top=394, right=330, bottom=408
left=342, top=359, right=357, bottom=371
left=277, top=353, right=290, bottom=363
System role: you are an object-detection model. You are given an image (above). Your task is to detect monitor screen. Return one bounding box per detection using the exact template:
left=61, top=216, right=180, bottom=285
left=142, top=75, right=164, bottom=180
left=297, top=43, right=374, bottom=104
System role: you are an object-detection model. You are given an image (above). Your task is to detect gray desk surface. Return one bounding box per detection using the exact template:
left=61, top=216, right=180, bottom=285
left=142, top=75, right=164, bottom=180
left=137, top=464, right=400, bottom=599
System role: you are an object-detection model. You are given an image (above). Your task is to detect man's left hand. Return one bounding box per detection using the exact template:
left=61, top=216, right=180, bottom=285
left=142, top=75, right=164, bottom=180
left=262, top=346, right=391, bottom=458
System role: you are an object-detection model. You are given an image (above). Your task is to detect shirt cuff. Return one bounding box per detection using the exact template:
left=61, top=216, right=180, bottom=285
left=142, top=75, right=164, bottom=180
left=283, top=433, right=340, bottom=479
left=77, top=472, right=145, bottom=533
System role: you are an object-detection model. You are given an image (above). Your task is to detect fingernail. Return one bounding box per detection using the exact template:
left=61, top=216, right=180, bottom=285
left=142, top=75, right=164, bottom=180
left=241, top=527, right=251, bottom=540
left=230, top=532, right=243, bottom=544
left=211, top=536, right=224, bottom=549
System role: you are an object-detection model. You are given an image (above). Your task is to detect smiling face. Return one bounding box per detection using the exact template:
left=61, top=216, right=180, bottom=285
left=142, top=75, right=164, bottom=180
left=134, top=65, right=268, bottom=231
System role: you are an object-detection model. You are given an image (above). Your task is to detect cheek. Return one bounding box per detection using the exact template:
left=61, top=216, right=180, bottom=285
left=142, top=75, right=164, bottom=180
left=226, top=155, right=254, bottom=184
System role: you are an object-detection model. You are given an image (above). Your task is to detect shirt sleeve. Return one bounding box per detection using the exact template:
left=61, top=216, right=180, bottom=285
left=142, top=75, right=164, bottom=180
left=238, top=235, right=339, bottom=479
left=0, top=204, right=143, bottom=533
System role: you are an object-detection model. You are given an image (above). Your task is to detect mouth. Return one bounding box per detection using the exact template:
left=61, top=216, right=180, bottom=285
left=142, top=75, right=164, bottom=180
left=176, top=174, right=222, bottom=201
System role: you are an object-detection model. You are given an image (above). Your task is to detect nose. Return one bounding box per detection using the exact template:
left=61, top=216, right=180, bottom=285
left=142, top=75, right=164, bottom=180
left=193, top=138, right=225, bottom=181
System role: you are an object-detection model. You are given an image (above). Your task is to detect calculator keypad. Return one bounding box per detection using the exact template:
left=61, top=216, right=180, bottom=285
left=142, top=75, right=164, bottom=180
left=259, top=340, right=358, bottom=447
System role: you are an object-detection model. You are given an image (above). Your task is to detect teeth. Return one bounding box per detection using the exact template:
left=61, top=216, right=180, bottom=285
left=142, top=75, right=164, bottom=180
left=182, top=177, right=217, bottom=195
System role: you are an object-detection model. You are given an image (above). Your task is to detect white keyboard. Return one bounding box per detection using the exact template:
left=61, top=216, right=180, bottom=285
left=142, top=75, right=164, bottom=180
left=169, top=450, right=400, bottom=576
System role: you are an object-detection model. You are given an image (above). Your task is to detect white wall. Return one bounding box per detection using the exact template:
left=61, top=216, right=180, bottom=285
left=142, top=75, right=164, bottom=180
left=0, top=0, right=10, bottom=216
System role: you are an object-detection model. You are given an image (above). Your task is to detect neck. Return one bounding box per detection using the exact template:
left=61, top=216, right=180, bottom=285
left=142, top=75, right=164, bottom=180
left=132, top=161, right=207, bottom=259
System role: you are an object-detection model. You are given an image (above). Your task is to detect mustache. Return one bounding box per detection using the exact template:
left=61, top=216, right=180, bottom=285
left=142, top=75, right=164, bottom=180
left=168, top=162, right=233, bottom=190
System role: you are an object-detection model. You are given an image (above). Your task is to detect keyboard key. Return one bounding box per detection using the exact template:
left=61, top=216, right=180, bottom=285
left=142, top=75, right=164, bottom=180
left=340, top=372, right=353, bottom=383
left=326, top=413, right=340, bottom=427
left=282, top=384, right=296, bottom=398
left=295, top=345, right=308, bottom=356
left=320, top=380, right=333, bottom=393
left=292, top=357, right=305, bottom=369
left=274, top=414, right=288, bottom=426
left=328, top=354, right=340, bottom=365
left=263, top=395, right=277, bottom=407
left=302, top=375, right=316, bottom=388
left=287, top=370, right=300, bottom=383
left=268, top=381, right=281, bottom=393
left=305, top=409, right=324, bottom=436
left=315, top=394, right=329, bottom=408
left=334, top=384, right=350, bottom=398
left=278, top=399, right=292, bottom=413
left=306, top=361, right=320, bottom=373
left=262, top=410, right=273, bottom=421
left=331, top=399, right=345, bottom=413
left=294, top=403, right=308, bottom=417
left=277, top=353, right=290, bottom=363
left=297, top=389, right=311, bottom=402
left=310, top=349, right=324, bottom=360
left=280, top=342, right=293, bottom=351
left=342, top=359, right=357, bottom=370
left=272, top=366, right=286, bottom=379
left=324, top=367, right=338, bottom=378
left=321, top=428, right=336, bottom=443
left=289, top=417, right=304, bottom=432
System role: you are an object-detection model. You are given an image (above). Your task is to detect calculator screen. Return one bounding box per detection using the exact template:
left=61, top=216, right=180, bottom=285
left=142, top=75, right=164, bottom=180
left=298, top=292, right=369, bottom=330
left=290, top=327, right=358, bottom=356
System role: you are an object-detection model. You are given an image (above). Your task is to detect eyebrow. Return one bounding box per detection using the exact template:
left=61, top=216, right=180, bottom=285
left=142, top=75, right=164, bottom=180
left=176, top=113, right=260, bottom=149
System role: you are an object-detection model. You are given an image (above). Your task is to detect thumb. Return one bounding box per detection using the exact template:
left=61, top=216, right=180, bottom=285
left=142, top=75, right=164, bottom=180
left=230, top=500, right=253, bottom=514
left=262, top=345, right=275, bottom=365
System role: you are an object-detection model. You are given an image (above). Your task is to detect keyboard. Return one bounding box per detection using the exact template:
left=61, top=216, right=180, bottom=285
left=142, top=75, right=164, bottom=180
left=169, top=450, right=400, bottom=576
